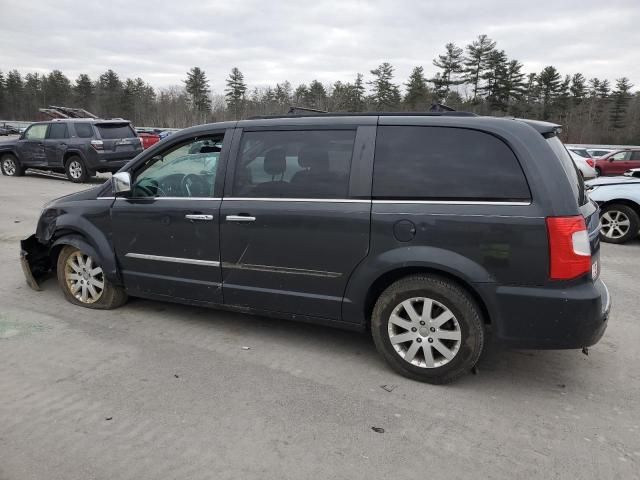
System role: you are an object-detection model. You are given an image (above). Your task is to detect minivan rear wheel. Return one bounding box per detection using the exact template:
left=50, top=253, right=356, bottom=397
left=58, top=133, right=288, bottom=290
left=371, top=275, right=484, bottom=384
left=65, top=156, right=89, bottom=183
left=56, top=245, right=127, bottom=309
left=600, top=204, right=639, bottom=244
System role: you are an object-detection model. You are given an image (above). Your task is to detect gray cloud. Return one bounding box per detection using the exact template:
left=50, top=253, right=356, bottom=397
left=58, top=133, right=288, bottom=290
left=1, top=0, right=638, bottom=93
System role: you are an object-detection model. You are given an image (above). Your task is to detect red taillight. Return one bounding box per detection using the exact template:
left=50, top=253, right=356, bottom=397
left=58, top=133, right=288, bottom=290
left=546, top=216, right=591, bottom=280
left=586, top=158, right=595, bottom=168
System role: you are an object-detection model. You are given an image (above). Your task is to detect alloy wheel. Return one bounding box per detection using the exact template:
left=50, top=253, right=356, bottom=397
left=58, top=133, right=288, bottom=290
left=601, top=210, right=631, bottom=240
left=3, top=157, right=16, bottom=175
left=68, top=160, right=83, bottom=179
left=387, top=297, right=462, bottom=368
left=64, top=251, right=104, bottom=303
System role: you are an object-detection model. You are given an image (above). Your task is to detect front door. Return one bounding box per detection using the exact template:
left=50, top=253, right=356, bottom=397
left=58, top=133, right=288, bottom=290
left=607, top=151, right=631, bottom=174
left=16, top=123, right=48, bottom=166
left=111, top=129, right=232, bottom=304
left=219, top=126, right=372, bottom=320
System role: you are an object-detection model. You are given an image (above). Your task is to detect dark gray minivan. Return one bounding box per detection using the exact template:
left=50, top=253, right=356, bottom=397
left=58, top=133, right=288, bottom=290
left=20, top=112, right=610, bottom=384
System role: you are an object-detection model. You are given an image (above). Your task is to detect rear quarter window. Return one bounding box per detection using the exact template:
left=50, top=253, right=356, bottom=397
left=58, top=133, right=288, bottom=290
left=373, top=126, right=531, bottom=201
left=96, top=124, right=136, bottom=139
left=74, top=123, right=95, bottom=138
left=546, top=136, right=587, bottom=206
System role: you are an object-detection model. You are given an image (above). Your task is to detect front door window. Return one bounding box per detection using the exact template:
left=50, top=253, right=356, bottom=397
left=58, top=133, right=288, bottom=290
left=133, top=136, right=222, bottom=198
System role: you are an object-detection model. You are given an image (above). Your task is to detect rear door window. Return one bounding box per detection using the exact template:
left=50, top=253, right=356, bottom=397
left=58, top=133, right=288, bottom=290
left=232, top=130, right=355, bottom=198
left=96, top=124, right=136, bottom=139
left=74, top=123, right=95, bottom=138
left=47, top=123, right=69, bottom=139
left=373, top=126, right=530, bottom=201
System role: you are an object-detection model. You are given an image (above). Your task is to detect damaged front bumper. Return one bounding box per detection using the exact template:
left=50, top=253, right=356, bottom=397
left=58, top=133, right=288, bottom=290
left=20, top=234, right=52, bottom=291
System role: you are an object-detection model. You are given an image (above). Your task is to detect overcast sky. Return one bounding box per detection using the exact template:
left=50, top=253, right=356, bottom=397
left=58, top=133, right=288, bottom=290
left=1, top=0, right=638, bottom=94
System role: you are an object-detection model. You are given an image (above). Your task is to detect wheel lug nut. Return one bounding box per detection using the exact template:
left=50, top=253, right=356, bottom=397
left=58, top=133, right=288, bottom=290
left=430, top=327, right=436, bottom=332
left=428, top=338, right=434, bottom=343
left=416, top=338, right=422, bottom=343
left=411, top=327, right=417, bottom=332
left=419, top=321, right=425, bottom=326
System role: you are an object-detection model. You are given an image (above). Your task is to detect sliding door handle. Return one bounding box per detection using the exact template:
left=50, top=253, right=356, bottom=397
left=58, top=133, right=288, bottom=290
left=226, top=215, right=256, bottom=222
left=185, top=214, right=214, bottom=221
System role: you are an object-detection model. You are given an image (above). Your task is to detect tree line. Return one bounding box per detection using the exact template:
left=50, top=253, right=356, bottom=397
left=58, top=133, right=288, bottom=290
left=0, top=34, right=637, bottom=144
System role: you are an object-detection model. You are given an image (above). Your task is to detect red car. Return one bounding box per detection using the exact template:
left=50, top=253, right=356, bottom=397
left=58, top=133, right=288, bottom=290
left=138, top=132, right=161, bottom=149
left=595, top=149, right=640, bottom=176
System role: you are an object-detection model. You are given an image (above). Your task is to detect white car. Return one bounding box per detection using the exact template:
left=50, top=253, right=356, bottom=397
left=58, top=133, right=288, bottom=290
left=568, top=150, right=597, bottom=179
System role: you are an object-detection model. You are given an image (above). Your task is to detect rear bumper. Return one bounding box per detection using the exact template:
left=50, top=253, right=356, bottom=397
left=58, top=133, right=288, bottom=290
left=479, top=278, right=610, bottom=349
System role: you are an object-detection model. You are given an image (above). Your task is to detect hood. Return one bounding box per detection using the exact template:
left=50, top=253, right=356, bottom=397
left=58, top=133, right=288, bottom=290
left=44, top=184, right=106, bottom=208
left=586, top=176, right=640, bottom=187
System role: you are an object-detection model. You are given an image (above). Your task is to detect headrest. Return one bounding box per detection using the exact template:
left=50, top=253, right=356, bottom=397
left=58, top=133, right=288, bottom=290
left=298, top=146, right=329, bottom=171
left=264, top=148, right=286, bottom=176
left=199, top=145, right=221, bottom=154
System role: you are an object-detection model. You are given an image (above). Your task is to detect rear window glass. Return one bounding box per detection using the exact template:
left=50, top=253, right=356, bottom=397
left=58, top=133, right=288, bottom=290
left=373, top=126, right=530, bottom=201
left=546, top=136, right=586, bottom=206
left=96, top=124, right=136, bottom=139
left=74, top=123, right=94, bottom=138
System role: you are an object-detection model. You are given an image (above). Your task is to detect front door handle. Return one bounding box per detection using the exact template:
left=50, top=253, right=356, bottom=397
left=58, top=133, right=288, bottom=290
left=185, top=214, right=214, bottom=221
left=226, top=215, right=256, bottom=222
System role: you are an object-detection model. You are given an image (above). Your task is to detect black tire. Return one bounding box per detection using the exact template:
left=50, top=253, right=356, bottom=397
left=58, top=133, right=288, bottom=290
left=371, top=274, right=484, bottom=385
left=599, top=204, right=640, bottom=244
left=595, top=167, right=602, bottom=177
left=65, top=155, right=89, bottom=183
left=56, top=245, right=127, bottom=309
left=1, top=153, right=24, bottom=176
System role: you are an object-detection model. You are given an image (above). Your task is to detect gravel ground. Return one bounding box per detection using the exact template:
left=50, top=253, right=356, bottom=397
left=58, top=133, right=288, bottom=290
left=0, top=172, right=639, bottom=480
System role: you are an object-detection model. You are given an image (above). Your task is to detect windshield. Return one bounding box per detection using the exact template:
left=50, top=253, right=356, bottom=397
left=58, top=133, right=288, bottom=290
left=570, top=148, right=590, bottom=158
left=547, top=136, right=587, bottom=206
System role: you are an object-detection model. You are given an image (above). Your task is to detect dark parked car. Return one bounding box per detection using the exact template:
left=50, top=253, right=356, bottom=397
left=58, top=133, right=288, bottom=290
left=20, top=113, right=610, bottom=384
left=594, top=149, right=640, bottom=176
left=0, top=119, right=143, bottom=182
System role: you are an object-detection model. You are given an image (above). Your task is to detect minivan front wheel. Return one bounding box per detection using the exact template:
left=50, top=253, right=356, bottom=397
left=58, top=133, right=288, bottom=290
left=371, top=275, right=484, bottom=384
left=1, top=154, right=24, bottom=176
left=56, top=245, right=127, bottom=309
left=65, top=156, right=89, bottom=183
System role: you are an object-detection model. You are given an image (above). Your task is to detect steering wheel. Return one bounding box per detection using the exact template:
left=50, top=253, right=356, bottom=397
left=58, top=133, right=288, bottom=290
left=181, top=174, right=209, bottom=197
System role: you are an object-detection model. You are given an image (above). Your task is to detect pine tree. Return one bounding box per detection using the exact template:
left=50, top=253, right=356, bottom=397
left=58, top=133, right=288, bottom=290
left=432, top=43, right=464, bottom=100
left=350, top=73, right=366, bottom=112
left=481, top=49, right=508, bottom=110
left=45, top=70, right=72, bottom=107
left=597, top=79, right=610, bottom=98
left=97, top=69, right=123, bottom=118
left=570, top=73, right=587, bottom=102
left=610, top=77, right=633, bottom=129
left=368, top=62, right=401, bottom=109
left=463, top=34, right=496, bottom=101
left=274, top=81, right=292, bottom=111
left=537, top=66, right=562, bottom=119
left=404, top=66, right=430, bottom=110
left=23, top=73, right=44, bottom=119
left=307, top=80, right=328, bottom=110
left=74, top=74, right=94, bottom=110
left=225, top=67, right=247, bottom=119
left=0, top=71, right=5, bottom=117
left=5, top=70, right=24, bottom=119
left=184, top=67, right=212, bottom=120
left=293, top=84, right=308, bottom=105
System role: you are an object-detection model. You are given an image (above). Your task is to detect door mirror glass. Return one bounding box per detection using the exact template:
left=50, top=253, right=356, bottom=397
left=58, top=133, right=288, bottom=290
left=112, top=171, right=132, bottom=195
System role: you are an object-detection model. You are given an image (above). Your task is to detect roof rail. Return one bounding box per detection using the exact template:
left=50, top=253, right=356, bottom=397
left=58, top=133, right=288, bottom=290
left=248, top=111, right=476, bottom=120
left=287, top=106, right=329, bottom=114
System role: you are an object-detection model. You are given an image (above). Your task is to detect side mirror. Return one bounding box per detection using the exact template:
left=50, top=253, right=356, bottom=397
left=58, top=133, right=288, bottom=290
left=112, top=171, right=131, bottom=196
